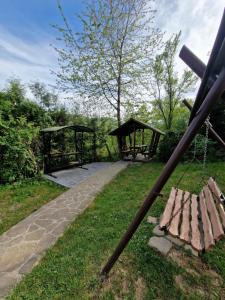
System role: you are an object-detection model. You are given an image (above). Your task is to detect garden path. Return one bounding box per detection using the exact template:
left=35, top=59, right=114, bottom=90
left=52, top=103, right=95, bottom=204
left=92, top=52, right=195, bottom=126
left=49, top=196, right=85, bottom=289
left=44, top=162, right=114, bottom=187
left=0, top=161, right=129, bottom=299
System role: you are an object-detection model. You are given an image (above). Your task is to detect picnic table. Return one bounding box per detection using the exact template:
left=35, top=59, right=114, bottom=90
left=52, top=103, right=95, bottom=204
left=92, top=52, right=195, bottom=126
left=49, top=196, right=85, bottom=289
left=129, top=144, right=148, bottom=158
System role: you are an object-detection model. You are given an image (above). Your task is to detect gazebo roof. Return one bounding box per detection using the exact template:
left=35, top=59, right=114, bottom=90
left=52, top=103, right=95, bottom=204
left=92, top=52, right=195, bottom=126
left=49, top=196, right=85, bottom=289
left=41, top=125, right=94, bottom=134
left=109, top=118, right=164, bottom=136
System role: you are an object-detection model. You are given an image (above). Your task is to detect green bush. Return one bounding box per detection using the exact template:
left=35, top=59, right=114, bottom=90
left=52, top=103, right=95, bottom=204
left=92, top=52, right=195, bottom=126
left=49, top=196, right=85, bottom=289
left=158, top=131, right=182, bottom=162
left=0, top=115, right=39, bottom=183
left=158, top=130, right=218, bottom=163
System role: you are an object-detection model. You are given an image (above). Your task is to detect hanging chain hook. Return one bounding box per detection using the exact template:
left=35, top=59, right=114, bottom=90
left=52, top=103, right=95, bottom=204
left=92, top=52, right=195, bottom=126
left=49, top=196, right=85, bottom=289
left=203, top=115, right=210, bottom=170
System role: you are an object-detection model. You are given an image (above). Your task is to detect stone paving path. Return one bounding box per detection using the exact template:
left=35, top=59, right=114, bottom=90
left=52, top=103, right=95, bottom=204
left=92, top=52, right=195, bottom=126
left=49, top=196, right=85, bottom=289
left=0, top=161, right=129, bottom=299
left=44, top=162, right=114, bottom=188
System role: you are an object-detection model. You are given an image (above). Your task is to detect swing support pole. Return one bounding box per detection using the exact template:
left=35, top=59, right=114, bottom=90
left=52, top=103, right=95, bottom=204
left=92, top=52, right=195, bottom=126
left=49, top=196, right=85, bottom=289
left=100, top=68, right=225, bottom=277
left=183, top=99, right=225, bottom=151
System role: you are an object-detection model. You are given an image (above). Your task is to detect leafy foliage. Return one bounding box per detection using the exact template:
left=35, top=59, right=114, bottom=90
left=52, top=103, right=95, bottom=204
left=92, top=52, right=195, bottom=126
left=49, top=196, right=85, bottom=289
left=29, top=82, right=58, bottom=111
left=158, top=129, right=217, bottom=163
left=0, top=115, right=39, bottom=182
left=150, top=32, right=197, bottom=131
left=0, top=79, right=60, bottom=183
left=54, top=0, right=162, bottom=125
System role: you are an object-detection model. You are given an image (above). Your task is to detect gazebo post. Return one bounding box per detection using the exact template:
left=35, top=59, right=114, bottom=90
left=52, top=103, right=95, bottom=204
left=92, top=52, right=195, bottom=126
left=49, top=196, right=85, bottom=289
left=133, top=125, right=136, bottom=160
left=81, top=132, right=84, bottom=164
left=42, top=132, right=47, bottom=173
left=74, top=130, right=78, bottom=162
left=117, top=136, right=123, bottom=159
left=142, top=129, right=145, bottom=146
left=93, top=131, right=97, bottom=162
left=47, top=132, right=52, bottom=174
left=149, top=131, right=156, bottom=158
left=152, top=133, right=160, bottom=156
left=129, top=134, right=132, bottom=148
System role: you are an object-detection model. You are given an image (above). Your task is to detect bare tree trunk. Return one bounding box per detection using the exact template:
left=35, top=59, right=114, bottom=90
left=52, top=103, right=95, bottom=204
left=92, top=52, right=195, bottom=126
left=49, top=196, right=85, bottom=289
left=117, top=74, right=123, bottom=158
left=117, top=74, right=121, bottom=127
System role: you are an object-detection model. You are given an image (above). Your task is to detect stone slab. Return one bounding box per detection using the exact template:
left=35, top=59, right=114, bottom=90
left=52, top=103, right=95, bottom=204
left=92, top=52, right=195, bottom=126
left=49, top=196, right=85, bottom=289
left=147, top=216, right=158, bottom=225
left=166, top=235, right=184, bottom=247
left=148, top=236, right=172, bottom=256
left=44, top=162, right=114, bottom=188
left=19, top=255, right=40, bottom=275
left=184, top=244, right=199, bottom=257
left=0, top=272, right=20, bottom=299
left=153, top=225, right=165, bottom=236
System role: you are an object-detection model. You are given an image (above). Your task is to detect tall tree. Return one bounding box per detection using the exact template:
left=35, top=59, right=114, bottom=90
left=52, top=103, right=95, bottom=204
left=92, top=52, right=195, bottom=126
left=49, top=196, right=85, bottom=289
left=54, top=0, right=162, bottom=126
left=29, top=82, right=58, bottom=111
left=150, top=32, right=197, bottom=131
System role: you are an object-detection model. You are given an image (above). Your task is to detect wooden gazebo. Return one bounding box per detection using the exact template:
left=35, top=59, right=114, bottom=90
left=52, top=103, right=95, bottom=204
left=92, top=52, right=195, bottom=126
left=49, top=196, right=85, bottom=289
left=109, top=118, right=164, bottom=160
left=41, top=125, right=96, bottom=174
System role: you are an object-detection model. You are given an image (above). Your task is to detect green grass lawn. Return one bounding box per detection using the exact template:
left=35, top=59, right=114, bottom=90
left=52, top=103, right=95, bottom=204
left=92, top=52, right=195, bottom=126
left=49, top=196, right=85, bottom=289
left=7, top=162, right=225, bottom=299
left=0, top=178, right=66, bottom=235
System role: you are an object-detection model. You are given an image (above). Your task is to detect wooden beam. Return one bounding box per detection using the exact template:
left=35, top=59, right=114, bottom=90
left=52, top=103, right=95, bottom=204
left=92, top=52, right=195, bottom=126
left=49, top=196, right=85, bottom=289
left=179, top=45, right=206, bottom=79
left=159, top=187, right=177, bottom=229
left=183, top=99, right=225, bottom=151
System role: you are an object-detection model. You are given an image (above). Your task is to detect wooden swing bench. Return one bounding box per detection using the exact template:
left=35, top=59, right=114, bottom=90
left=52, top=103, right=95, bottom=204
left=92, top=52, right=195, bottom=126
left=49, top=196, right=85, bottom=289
left=159, top=178, right=225, bottom=253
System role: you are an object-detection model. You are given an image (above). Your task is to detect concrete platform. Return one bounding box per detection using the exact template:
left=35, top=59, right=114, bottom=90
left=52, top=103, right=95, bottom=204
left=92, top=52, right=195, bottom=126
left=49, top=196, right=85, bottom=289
left=44, top=162, right=114, bottom=188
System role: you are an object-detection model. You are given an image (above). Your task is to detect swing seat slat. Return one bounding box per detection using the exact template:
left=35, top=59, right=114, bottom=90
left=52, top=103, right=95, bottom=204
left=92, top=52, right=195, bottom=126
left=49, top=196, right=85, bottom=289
left=159, top=187, right=177, bottom=229
left=199, top=191, right=215, bottom=250
left=159, top=178, right=225, bottom=253
left=180, top=191, right=191, bottom=244
left=168, top=189, right=183, bottom=237
left=204, top=185, right=224, bottom=241
left=208, top=178, right=225, bottom=228
left=191, top=194, right=202, bottom=251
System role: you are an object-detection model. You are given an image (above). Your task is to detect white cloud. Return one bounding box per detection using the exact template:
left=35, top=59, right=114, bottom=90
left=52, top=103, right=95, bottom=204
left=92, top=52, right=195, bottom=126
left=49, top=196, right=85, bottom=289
left=155, top=0, right=225, bottom=64
left=0, top=1, right=224, bottom=104
left=0, top=26, right=58, bottom=89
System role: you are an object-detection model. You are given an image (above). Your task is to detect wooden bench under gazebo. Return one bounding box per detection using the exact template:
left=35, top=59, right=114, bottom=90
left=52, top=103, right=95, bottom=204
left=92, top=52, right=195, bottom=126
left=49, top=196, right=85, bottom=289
left=41, top=125, right=96, bottom=174
left=109, top=118, right=164, bottom=161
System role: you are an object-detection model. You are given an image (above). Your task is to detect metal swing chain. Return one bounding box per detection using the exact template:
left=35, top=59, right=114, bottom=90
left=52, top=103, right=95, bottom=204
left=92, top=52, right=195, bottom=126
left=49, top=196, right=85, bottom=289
left=174, top=115, right=210, bottom=190
left=174, top=132, right=198, bottom=189
left=203, top=115, right=210, bottom=170
left=193, top=135, right=197, bottom=160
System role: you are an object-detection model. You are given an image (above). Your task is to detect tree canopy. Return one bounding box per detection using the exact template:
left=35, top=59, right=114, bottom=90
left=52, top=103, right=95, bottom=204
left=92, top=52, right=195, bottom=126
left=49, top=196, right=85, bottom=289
left=54, top=0, right=162, bottom=126
left=149, top=32, right=197, bottom=131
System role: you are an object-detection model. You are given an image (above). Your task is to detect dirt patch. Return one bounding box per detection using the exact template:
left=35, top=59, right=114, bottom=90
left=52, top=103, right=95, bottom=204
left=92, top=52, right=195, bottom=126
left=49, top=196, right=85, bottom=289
left=9, top=203, right=22, bottom=212
left=93, top=260, right=146, bottom=300
left=169, top=248, right=225, bottom=299
left=175, top=274, right=207, bottom=298
left=134, top=277, right=146, bottom=300
left=169, top=249, right=201, bottom=277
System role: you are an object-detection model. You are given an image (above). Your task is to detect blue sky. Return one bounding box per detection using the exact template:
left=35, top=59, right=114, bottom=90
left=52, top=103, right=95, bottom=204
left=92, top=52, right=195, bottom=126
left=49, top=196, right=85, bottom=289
left=0, top=0, right=224, bottom=93
left=0, top=0, right=85, bottom=41
left=0, top=0, right=85, bottom=88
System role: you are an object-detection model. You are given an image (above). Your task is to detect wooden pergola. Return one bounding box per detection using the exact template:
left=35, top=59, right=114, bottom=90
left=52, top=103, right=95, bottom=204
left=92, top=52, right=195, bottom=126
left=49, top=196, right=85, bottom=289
left=41, top=125, right=96, bottom=174
left=109, top=118, right=164, bottom=161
